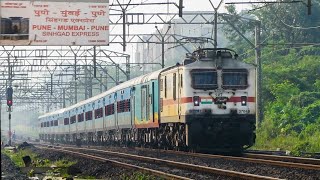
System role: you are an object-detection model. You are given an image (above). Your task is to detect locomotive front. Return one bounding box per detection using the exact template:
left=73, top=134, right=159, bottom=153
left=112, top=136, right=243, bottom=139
left=183, top=48, right=256, bottom=152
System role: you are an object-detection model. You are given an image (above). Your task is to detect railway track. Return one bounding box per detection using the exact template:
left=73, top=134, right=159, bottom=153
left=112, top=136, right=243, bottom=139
left=246, top=150, right=320, bottom=158
left=243, top=153, right=320, bottom=166
left=35, top=144, right=282, bottom=180
left=133, top=147, right=320, bottom=171
left=19, top=140, right=320, bottom=170
left=37, top=145, right=189, bottom=180
left=21, top=141, right=319, bottom=179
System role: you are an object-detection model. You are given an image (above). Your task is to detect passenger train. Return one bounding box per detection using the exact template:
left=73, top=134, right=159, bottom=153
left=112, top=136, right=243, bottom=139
left=39, top=48, right=256, bottom=152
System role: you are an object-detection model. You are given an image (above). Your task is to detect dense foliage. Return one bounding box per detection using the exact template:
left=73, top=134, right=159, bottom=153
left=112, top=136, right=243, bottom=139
left=257, top=47, right=320, bottom=154
left=223, top=3, right=320, bottom=154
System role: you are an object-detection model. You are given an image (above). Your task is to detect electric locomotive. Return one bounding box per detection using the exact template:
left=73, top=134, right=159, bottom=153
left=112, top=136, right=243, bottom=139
left=158, top=48, right=256, bottom=152
left=38, top=48, right=256, bottom=153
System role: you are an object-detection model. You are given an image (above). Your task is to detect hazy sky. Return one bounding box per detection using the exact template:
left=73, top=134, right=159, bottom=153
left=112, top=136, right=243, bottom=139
left=107, top=0, right=251, bottom=60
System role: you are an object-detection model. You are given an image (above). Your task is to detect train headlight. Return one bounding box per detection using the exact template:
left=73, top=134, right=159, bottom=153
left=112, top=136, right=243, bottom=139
left=193, top=96, right=200, bottom=106
left=241, top=96, right=247, bottom=106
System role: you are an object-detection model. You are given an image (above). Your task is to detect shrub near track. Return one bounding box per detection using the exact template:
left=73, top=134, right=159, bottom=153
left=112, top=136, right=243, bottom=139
left=2, top=147, right=77, bottom=178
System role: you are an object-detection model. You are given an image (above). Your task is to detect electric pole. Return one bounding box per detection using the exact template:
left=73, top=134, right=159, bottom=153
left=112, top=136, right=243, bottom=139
left=255, top=21, right=263, bottom=127
left=155, top=24, right=171, bottom=68
left=209, top=0, right=224, bottom=48
left=7, top=55, right=13, bottom=146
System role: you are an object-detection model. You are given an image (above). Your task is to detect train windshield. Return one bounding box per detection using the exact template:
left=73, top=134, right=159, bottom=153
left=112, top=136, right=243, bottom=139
left=222, top=69, right=248, bottom=89
left=191, top=70, right=217, bottom=89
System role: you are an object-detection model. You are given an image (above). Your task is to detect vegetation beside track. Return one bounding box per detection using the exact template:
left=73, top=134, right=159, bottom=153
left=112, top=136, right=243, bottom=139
left=120, top=171, right=162, bottom=180
left=2, top=147, right=78, bottom=178
left=224, top=3, right=320, bottom=155
left=2, top=145, right=161, bottom=179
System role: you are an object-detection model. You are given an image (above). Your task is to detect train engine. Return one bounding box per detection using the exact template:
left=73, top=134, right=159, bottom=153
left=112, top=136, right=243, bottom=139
left=159, top=48, right=256, bottom=152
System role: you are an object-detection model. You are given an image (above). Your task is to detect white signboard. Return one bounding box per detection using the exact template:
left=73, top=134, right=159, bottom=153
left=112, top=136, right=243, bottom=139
left=0, top=0, right=109, bottom=45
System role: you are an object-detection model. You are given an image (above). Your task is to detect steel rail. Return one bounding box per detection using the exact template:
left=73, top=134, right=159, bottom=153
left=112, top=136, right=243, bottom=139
left=244, top=153, right=320, bottom=165
left=38, top=146, right=190, bottom=180
left=61, top=146, right=282, bottom=180
left=135, top=148, right=320, bottom=171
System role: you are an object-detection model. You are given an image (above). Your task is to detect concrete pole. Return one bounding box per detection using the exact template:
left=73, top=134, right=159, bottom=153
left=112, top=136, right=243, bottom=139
left=100, top=73, right=103, bottom=93
left=63, top=88, right=66, bottom=108
left=0, top=98, right=2, bottom=128
left=161, top=37, right=165, bottom=68
left=123, top=9, right=126, bottom=51
left=8, top=54, right=12, bottom=146
left=214, top=8, right=218, bottom=48
left=85, top=65, right=88, bottom=99
left=255, top=21, right=263, bottom=128
left=88, top=66, right=92, bottom=98
left=74, top=55, right=77, bottom=103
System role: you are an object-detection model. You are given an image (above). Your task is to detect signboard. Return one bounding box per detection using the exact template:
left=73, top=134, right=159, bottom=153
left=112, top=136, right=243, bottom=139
left=0, top=0, right=109, bottom=45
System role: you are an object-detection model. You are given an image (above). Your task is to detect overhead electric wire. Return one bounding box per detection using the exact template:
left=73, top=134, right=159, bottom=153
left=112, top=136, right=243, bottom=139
left=278, top=20, right=320, bottom=30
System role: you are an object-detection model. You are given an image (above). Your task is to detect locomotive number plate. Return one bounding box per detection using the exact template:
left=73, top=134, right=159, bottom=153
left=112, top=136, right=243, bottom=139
left=238, top=109, right=250, bottom=114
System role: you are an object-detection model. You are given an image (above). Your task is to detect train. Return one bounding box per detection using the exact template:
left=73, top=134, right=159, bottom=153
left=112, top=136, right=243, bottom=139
left=39, top=48, right=256, bottom=153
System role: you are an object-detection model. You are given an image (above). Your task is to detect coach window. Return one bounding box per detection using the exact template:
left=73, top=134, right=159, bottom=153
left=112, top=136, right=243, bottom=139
left=104, top=105, right=108, bottom=116
left=121, top=100, right=125, bottom=112
left=64, top=118, right=69, bottom=125
left=106, top=104, right=114, bottom=116
left=180, top=74, right=183, bottom=88
left=173, top=73, right=176, bottom=100
left=78, top=113, right=84, bottom=122
left=127, top=99, right=131, bottom=112
left=85, top=111, right=93, bottom=121
left=142, top=90, right=145, bottom=111
left=95, top=108, right=103, bottom=119
left=111, top=104, right=115, bottom=114
left=117, top=101, right=121, bottom=113
left=50, top=121, right=53, bottom=126
left=160, top=79, right=163, bottom=91
left=71, top=115, right=76, bottom=124
left=164, top=76, right=167, bottom=98
left=54, top=120, right=58, bottom=126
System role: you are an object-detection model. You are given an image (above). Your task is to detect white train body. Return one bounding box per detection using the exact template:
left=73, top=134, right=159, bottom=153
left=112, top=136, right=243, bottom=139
left=39, top=48, right=256, bottom=152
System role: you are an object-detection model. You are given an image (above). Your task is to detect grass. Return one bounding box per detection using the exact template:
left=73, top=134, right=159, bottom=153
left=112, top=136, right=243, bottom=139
left=120, top=171, right=163, bottom=180
left=2, top=147, right=159, bottom=179
left=252, top=130, right=320, bottom=156
left=2, top=148, right=79, bottom=178
left=2, top=148, right=37, bottom=167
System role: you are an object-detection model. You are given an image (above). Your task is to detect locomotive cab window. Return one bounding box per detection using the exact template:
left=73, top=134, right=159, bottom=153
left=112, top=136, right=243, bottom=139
left=222, top=69, right=248, bottom=89
left=191, top=70, right=217, bottom=89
